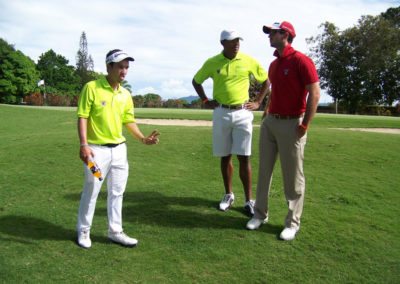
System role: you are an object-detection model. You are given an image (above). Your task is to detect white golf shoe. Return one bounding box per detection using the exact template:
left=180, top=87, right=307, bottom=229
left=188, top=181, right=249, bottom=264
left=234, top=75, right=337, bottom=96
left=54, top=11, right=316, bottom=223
left=244, top=200, right=255, bottom=216
left=109, top=231, right=138, bottom=247
left=280, top=227, right=300, bottom=241
left=219, top=193, right=234, bottom=211
left=246, top=216, right=269, bottom=230
left=77, top=229, right=91, bottom=248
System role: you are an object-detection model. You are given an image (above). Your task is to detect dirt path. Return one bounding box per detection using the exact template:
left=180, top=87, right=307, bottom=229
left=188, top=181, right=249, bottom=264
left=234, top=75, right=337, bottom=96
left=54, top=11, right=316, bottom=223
left=137, top=119, right=400, bottom=134
left=332, top=128, right=400, bottom=134
left=137, top=119, right=212, bottom=127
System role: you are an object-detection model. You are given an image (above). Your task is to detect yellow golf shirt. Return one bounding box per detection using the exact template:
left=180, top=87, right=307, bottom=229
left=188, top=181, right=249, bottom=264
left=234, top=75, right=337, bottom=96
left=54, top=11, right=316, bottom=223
left=194, top=52, right=268, bottom=105
left=77, top=76, right=136, bottom=145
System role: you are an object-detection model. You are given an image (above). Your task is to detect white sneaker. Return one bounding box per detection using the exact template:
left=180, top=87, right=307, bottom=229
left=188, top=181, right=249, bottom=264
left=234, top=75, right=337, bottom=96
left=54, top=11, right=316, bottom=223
left=244, top=200, right=255, bottom=215
left=246, top=216, right=269, bottom=230
left=108, top=231, right=138, bottom=247
left=280, top=227, right=300, bottom=241
left=219, top=193, right=234, bottom=211
left=77, top=230, right=91, bottom=248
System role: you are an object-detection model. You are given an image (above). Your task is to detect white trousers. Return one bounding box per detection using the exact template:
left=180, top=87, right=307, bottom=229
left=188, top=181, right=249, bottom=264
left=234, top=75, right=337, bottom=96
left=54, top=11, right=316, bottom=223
left=77, top=143, right=129, bottom=233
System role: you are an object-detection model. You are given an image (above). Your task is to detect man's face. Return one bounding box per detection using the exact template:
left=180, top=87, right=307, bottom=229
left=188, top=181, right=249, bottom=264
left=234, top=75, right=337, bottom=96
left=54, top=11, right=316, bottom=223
left=222, top=38, right=240, bottom=55
left=269, top=29, right=287, bottom=48
left=107, top=59, right=130, bottom=82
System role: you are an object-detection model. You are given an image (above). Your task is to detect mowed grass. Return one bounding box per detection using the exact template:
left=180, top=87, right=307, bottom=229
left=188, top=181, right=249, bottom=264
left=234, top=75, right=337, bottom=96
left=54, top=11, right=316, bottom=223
left=0, top=104, right=399, bottom=283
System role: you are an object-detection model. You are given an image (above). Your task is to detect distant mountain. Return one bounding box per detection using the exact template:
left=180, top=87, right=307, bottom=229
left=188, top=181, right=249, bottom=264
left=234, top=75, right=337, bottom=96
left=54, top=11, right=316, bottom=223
left=177, top=96, right=199, bottom=103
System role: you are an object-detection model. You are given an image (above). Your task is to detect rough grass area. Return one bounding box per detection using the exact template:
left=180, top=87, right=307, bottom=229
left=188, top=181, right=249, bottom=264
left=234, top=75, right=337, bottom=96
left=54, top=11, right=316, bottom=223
left=0, top=105, right=399, bottom=283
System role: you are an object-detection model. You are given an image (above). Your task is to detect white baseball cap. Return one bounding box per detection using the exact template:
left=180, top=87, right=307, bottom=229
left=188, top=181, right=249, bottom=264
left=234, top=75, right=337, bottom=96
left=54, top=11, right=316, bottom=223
left=220, top=30, right=243, bottom=41
left=105, top=50, right=134, bottom=64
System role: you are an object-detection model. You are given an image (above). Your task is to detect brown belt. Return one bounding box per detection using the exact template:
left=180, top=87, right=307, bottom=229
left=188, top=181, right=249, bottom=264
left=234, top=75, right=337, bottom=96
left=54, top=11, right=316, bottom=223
left=268, top=113, right=304, bottom=119
left=219, top=104, right=245, bottom=110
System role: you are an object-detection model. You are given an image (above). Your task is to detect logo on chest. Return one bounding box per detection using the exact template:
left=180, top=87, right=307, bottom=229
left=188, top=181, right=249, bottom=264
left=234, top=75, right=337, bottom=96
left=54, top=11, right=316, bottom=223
left=283, top=68, right=290, bottom=76
left=101, top=101, right=107, bottom=107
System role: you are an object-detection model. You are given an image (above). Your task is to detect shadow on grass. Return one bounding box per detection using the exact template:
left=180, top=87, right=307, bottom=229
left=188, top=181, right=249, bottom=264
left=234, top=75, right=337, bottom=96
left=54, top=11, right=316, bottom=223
left=65, top=191, right=282, bottom=235
left=0, top=215, right=108, bottom=244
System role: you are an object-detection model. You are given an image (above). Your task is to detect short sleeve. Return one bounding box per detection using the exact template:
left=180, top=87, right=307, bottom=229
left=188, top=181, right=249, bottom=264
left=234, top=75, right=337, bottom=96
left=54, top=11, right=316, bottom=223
left=298, top=56, right=319, bottom=86
left=252, top=61, right=268, bottom=83
left=122, top=95, right=136, bottom=124
left=77, top=83, right=94, bottom=118
left=193, top=60, right=212, bottom=84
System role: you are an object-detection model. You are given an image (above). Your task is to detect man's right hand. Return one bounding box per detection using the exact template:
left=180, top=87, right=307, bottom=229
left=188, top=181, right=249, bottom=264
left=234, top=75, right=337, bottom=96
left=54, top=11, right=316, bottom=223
left=79, top=145, right=94, bottom=164
left=204, top=100, right=219, bottom=109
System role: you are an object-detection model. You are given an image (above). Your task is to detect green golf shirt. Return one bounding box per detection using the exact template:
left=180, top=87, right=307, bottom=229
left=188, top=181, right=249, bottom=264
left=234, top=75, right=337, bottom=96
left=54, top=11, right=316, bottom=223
left=77, top=76, right=136, bottom=145
left=194, top=52, right=268, bottom=105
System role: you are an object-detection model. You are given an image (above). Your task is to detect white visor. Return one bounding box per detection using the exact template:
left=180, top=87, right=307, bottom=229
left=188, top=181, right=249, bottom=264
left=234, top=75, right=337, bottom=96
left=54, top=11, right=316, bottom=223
left=105, top=51, right=134, bottom=64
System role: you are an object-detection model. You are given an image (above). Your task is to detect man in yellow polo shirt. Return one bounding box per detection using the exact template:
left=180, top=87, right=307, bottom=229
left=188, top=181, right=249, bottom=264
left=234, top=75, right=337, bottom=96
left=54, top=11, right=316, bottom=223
left=76, top=49, right=159, bottom=249
left=192, top=30, right=269, bottom=215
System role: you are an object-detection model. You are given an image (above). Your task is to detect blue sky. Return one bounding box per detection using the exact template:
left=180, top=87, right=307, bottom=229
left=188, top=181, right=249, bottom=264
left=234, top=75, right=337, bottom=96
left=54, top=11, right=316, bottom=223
left=0, top=0, right=397, bottom=102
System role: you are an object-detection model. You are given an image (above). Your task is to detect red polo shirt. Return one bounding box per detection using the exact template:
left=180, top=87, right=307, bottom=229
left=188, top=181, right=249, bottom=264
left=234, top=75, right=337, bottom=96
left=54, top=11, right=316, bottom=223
left=268, top=45, right=319, bottom=115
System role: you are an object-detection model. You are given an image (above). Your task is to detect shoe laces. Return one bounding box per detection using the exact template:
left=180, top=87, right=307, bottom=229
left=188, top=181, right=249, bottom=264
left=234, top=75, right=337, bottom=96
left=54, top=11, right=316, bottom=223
left=81, top=230, right=89, bottom=239
left=113, top=231, right=129, bottom=239
left=222, top=194, right=233, bottom=203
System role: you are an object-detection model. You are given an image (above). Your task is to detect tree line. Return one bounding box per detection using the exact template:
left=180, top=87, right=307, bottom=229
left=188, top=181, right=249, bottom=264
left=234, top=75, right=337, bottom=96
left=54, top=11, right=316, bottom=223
left=307, top=6, right=399, bottom=114
left=0, top=6, right=399, bottom=113
left=0, top=32, right=96, bottom=105
left=0, top=32, right=211, bottom=108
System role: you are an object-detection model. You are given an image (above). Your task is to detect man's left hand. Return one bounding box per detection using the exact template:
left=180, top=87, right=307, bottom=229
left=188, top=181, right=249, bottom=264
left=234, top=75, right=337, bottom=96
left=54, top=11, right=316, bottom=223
left=142, top=130, right=160, bottom=145
left=297, top=125, right=307, bottom=138
left=245, top=101, right=261, bottom=111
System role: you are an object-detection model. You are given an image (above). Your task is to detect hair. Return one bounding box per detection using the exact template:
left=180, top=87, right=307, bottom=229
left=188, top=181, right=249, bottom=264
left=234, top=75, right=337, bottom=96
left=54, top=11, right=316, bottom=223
left=280, top=30, right=294, bottom=44
left=106, top=49, right=122, bottom=67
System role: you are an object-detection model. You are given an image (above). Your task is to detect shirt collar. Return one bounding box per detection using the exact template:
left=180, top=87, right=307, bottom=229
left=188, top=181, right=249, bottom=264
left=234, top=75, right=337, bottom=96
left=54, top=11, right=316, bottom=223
left=273, top=44, right=296, bottom=58
left=219, top=51, right=243, bottom=61
left=100, top=75, right=121, bottom=92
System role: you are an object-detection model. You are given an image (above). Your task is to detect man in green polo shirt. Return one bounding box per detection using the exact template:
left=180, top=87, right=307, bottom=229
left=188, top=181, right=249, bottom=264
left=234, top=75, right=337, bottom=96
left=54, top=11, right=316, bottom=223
left=192, top=30, right=269, bottom=215
left=76, top=49, right=160, bottom=249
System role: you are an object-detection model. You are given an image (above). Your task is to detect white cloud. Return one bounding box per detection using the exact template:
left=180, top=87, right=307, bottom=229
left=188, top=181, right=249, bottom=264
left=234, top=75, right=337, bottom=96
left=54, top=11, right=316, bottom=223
left=160, top=79, right=191, bottom=99
left=135, top=86, right=159, bottom=96
left=0, top=0, right=396, bottom=102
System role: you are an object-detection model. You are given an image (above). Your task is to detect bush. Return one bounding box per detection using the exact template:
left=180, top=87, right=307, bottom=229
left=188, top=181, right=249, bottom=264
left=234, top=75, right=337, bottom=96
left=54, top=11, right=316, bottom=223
left=23, top=93, right=78, bottom=106
left=362, top=105, right=397, bottom=116
left=4, top=95, right=19, bottom=104
left=24, top=93, right=44, bottom=106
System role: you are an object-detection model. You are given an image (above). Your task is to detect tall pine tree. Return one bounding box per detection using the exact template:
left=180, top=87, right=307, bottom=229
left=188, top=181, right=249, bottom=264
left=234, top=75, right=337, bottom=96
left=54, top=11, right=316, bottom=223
left=75, top=32, right=94, bottom=88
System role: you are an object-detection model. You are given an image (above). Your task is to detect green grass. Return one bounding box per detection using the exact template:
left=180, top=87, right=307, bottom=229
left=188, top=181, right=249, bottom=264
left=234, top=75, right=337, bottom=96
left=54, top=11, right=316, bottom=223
left=0, top=104, right=399, bottom=283
left=9, top=104, right=400, bottom=128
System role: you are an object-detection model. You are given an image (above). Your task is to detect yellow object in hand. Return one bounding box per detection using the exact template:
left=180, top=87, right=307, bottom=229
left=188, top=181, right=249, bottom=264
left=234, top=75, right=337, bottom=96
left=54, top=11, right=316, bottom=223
left=87, top=160, right=103, bottom=181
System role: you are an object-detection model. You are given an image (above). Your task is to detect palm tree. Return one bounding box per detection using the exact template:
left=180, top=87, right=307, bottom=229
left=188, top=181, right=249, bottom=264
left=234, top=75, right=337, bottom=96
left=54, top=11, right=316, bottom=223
left=121, top=80, right=132, bottom=94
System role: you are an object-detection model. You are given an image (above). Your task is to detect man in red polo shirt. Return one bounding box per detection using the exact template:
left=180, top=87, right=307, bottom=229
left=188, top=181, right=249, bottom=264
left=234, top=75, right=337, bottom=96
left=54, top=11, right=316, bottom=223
left=246, top=21, right=320, bottom=241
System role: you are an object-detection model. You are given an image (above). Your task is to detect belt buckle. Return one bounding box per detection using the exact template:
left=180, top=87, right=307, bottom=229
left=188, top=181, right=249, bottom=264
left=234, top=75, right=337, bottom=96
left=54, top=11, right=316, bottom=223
left=270, top=114, right=284, bottom=119
left=232, top=104, right=244, bottom=110
left=220, top=103, right=244, bottom=110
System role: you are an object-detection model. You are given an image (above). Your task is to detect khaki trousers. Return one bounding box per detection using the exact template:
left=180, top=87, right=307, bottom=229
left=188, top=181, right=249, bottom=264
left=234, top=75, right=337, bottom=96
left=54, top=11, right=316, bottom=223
left=254, top=115, right=307, bottom=229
